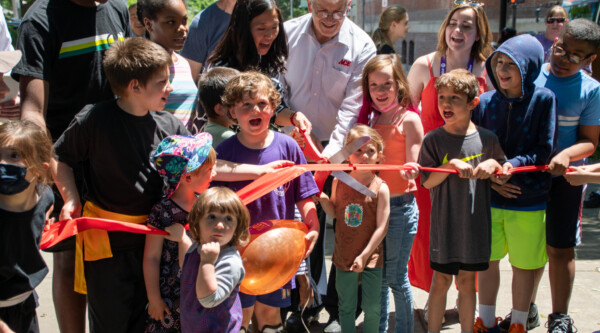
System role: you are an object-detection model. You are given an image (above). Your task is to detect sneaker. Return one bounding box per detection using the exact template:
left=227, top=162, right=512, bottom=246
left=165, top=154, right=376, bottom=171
left=584, top=190, right=600, bottom=208
left=547, top=313, right=577, bottom=333
left=323, top=319, right=342, bottom=333
left=508, top=323, right=526, bottom=333
left=498, top=303, right=541, bottom=332
left=474, top=317, right=502, bottom=333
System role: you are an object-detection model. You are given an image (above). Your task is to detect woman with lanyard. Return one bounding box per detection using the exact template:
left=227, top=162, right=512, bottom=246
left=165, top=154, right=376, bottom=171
left=405, top=0, right=493, bottom=314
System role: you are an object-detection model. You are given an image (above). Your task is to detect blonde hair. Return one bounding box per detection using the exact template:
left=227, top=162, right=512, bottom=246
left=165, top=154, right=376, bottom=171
left=546, top=5, right=568, bottom=21
left=0, top=120, right=54, bottom=185
left=346, top=124, right=384, bottom=155
left=221, top=71, right=281, bottom=110
left=362, top=54, right=410, bottom=106
left=437, top=5, right=493, bottom=62
left=371, top=5, right=407, bottom=52
left=435, top=68, right=480, bottom=101
left=188, top=187, right=250, bottom=247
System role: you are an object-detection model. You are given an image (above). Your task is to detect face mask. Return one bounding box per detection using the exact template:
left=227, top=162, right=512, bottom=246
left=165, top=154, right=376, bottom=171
left=0, top=163, right=31, bottom=195
left=372, top=97, right=399, bottom=113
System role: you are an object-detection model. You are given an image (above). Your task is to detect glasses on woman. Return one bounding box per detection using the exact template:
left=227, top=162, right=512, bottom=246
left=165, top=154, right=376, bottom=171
left=546, top=17, right=567, bottom=24
left=454, top=0, right=484, bottom=7
left=551, top=44, right=593, bottom=64
left=314, top=9, right=346, bottom=20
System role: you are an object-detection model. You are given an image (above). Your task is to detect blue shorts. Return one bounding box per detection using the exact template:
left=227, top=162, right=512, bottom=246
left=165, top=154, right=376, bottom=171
left=240, top=288, right=292, bottom=308
left=546, top=176, right=584, bottom=248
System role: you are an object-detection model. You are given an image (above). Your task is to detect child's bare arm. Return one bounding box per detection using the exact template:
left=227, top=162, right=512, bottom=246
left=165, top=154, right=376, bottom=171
left=52, top=159, right=81, bottom=220
left=213, top=159, right=294, bottom=181
left=422, top=159, right=471, bottom=189
left=143, top=235, right=171, bottom=321
left=316, top=179, right=338, bottom=218
left=474, top=159, right=502, bottom=179
left=549, top=125, right=600, bottom=174
left=164, top=224, right=192, bottom=268
left=401, top=114, right=424, bottom=180
left=564, top=165, right=600, bottom=186
left=297, top=196, right=320, bottom=258
left=352, top=183, right=390, bottom=273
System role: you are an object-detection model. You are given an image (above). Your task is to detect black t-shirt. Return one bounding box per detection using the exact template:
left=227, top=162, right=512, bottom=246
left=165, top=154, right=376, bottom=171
left=54, top=100, right=188, bottom=250
left=0, top=185, right=53, bottom=300
left=12, top=0, right=131, bottom=141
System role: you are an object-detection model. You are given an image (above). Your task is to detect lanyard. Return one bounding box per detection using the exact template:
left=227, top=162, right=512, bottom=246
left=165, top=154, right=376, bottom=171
left=440, top=54, right=474, bottom=75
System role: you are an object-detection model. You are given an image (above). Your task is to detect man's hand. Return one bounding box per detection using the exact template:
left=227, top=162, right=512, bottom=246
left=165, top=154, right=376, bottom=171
left=199, top=242, right=220, bottom=265
left=291, top=111, right=312, bottom=134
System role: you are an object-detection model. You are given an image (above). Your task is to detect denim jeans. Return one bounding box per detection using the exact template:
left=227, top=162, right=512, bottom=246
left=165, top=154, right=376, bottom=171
left=379, top=194, right=418, bottom=333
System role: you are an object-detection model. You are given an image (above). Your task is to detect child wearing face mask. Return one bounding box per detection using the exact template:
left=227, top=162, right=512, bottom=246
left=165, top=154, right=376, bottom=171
left=0, top=120, right=54, bottom=333
left=356, top=54, right=423, bottom=333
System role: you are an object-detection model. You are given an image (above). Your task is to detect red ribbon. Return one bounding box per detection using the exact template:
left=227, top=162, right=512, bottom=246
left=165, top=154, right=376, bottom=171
left=41, top=163, right=560, bottom=249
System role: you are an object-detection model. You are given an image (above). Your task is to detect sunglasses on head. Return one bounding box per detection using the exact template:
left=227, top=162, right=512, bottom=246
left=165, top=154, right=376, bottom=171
left=546, top=17, right=566, bottom=24
left=454, top=0, right=484, bottom=7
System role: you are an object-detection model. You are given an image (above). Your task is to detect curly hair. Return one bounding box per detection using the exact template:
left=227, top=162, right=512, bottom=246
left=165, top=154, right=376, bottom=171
left=435, top=68, right=480, bottom=102
left=221, top=71, right=281, bottom=110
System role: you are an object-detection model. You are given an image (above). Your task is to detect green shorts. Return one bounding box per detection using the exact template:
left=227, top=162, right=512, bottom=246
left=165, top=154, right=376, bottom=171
left=490, top=207, right=547, bottom=269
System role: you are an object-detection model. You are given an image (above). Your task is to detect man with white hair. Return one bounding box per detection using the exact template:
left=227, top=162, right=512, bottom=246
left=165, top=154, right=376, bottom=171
left=282, top=1, right=376, bottom=331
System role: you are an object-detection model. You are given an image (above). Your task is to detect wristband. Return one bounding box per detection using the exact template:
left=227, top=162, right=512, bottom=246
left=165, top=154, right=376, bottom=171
left=290, top=111, right=297, bottom=127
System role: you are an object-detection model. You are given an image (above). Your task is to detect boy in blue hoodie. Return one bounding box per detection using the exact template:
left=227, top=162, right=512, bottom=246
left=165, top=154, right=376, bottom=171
left=534, top=18, right=600, bottom=333
left=471, top=34, right=557, bottom=333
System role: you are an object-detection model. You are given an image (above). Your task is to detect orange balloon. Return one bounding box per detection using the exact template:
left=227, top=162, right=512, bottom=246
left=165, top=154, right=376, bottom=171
left=238, top=220, right=308, bottom=295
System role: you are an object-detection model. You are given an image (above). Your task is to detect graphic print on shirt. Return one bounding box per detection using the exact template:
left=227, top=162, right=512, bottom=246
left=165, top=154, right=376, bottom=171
left=441, top=153, right=483, bottom=164
left=273, top=181, right=290, bottom=197
left=345, top=203, right=363, bottom=227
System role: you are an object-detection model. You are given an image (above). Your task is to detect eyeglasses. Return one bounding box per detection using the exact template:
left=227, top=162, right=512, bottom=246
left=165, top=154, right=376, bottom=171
left=314, top=9, right=346, bottom=20
left=551, top=44, right=594, bottom=64
left=454, top=0, right=484, bottom=7
left=546, top=17, right=566, bottom=24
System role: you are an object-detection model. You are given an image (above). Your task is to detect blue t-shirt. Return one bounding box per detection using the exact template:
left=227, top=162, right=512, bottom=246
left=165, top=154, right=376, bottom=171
left=535, top=64, right=600, bottom=159
left=180, top=3, right=230, bottom=65
left=212, top=131, right=319, bottom=226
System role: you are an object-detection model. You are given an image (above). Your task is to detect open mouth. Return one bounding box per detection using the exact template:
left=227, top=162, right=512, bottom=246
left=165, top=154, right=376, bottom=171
left=375, top=96, right=389, bottom=103
left=451, top=36, right=464, bottom=43
left=249, top=118, right=262, bottom=126
left=443, top=110, right=454, bottom=119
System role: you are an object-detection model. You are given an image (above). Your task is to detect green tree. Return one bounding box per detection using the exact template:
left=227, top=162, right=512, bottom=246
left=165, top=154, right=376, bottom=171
left=276, top=0, right=308, bottom=21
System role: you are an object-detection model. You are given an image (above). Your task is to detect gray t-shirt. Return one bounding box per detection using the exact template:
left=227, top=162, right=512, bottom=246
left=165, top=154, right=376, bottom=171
left=419, top=126, right=505, bottom=265
left=180, top=3, right=230, bottom=65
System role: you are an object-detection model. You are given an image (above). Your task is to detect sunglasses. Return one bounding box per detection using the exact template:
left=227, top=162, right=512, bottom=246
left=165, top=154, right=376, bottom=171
left=546, top=17, right=566, bottom=24
left=454, top=0, right=484, bottom=7
left=551, top=44, right=594, bottom=64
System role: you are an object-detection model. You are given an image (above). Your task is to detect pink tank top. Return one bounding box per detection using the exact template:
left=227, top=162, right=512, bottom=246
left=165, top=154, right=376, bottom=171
left=420, top=55, right=488, bottom=134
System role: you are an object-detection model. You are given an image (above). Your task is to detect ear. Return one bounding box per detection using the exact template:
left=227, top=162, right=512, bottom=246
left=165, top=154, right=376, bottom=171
left=469, top=96, right=480, bottom=109
left=214, top=103, right=226, bottom=116
left=184, top=174, right=192, bottom=184
left=585, top=54, right=597, bottom=66
left=307, top=0, right=313, bottom=13
left=41, top=162, right=50, bottom=170
left=346, top=0, right=352, bottom=11
left=229, top=107, right=238, bottom=120
left=129, top=79, right=142, bottom=95
left=143, top=17, right=153, bottom=32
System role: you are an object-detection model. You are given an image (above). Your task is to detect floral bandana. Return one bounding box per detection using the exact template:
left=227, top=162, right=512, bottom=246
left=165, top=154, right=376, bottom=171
left=151, top=133, right=213, bottom=195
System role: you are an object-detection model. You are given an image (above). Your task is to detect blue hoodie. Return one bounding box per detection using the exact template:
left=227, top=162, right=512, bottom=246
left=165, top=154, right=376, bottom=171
left=472, top=34, right=557, bottom=208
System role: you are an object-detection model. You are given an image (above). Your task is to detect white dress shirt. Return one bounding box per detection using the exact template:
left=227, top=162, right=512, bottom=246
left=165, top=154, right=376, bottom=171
left=283, top=14, right=376, bottom=157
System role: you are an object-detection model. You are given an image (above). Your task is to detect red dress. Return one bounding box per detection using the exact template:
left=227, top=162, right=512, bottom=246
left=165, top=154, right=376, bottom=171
left=408, top=55, right=488, bottom=291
